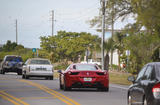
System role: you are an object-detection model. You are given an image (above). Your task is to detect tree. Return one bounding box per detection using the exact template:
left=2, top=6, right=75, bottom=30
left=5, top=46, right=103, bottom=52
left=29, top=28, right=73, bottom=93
left=40, top=31, right=100, bottom=63
left=124, top=33, right=160, bottom=73
left=113, top=32, right=126, bottom=71
left=104, top=38, right=115, bottom=70
left=2, top=40, right=17, bottom=52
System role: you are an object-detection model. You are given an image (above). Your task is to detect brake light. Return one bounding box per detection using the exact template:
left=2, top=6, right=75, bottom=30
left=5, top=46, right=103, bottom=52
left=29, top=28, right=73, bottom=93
left=152, top=83, right=160, bottom=98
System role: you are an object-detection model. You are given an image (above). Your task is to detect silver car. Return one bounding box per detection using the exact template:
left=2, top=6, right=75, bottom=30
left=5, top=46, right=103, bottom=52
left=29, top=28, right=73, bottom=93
left=22, top=58, right=54, bottom=80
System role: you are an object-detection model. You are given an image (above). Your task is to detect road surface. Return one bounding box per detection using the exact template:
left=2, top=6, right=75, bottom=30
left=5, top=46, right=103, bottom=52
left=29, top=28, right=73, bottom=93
left=0, top=73, right=129, bottom=105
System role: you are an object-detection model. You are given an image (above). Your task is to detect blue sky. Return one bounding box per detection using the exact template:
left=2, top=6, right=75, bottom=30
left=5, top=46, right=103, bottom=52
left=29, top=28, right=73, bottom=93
left=0, top=0, right=134, bottom=48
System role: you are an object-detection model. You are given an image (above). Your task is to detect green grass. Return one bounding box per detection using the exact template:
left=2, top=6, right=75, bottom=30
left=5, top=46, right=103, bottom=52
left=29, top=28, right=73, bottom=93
left=109, top=71, right=133, bottom=85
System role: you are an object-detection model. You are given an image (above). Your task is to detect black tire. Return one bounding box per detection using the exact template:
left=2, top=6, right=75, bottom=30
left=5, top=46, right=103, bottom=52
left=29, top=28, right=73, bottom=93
left=17, top=71, right=22, bottom=75
left=59, top=76, right=63, bottom=89
left=63, top=79, right=71, bottom=91
left=22, top=74, right=25, bottom=79
left=25, top=75, right=29, bottom=79
left=2, top=69, right=5, bottom=75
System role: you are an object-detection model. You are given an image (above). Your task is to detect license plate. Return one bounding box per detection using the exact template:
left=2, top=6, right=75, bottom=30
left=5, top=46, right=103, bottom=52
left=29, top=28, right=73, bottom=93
left=84, top=78, right=92, bottom=81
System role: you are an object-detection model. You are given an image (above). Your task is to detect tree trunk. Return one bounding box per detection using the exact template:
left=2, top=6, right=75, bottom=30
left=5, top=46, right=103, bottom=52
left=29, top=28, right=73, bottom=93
left=104, top=53, right=110, bottom=70
left=118, top=50, right=121, bottom=71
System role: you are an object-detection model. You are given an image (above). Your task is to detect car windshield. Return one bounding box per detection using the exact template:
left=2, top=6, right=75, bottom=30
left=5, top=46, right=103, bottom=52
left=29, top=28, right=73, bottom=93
left=6, top=56, right=22, bottom=62
left=30, top=60, right=50, bottom=65
left=74, top=64, right=98, bottom=71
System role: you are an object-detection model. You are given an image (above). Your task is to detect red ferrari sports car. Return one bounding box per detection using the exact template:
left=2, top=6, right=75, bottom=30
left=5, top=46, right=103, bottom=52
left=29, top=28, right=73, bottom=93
left=58, top=63, right=109, bottom=91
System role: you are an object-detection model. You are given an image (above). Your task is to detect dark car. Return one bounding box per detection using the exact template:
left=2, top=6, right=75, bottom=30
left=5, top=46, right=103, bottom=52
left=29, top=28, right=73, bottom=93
left=127, top=62, right=160, bottom=105
left=58, top=63, right=109, bottom=91
left=0, top=55, right=23, bottom=75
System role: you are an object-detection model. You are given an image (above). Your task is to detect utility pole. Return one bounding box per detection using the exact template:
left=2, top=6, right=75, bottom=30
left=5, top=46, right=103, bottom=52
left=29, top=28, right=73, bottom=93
left=101, top=0, right=106, bottom=70
left=111, top=2, right=114, bottom=70
left=51, top=10, right=54, bottom=36
left=15, top=19, right=18, bottom=44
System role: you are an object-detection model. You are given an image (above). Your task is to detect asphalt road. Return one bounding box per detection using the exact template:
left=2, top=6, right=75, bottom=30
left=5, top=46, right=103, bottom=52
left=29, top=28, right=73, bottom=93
left=0, top=73, right=129, bottom=105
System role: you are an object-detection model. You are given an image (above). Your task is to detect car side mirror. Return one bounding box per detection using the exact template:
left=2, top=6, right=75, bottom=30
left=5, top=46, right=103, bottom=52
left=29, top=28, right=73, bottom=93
left=128, top=76, right=135, bottom=83
left=57, top=70, right=62, bottom=74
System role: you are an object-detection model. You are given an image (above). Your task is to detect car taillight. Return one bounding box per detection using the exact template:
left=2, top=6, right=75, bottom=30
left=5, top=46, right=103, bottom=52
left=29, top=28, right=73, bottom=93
left=152, top=83, right=160, bottom=99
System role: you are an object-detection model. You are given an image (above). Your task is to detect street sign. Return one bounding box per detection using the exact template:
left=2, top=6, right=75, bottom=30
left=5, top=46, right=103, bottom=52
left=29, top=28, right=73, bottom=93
left=32, top=48, right=36, bottom=53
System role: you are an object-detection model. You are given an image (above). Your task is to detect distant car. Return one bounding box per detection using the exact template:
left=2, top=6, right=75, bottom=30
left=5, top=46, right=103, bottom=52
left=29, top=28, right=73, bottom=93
left=22, top=58, right=54, bottom=80
left=127, top=62, right=160, bottom=105
left=0, top=55, right=23, bottom=75
left=58, top=63, right=109, bottom=91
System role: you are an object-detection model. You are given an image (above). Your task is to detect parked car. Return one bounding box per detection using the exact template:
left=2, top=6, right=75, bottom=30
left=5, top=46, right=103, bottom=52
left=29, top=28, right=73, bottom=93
left=22, top=58, right=54, bottom=80
left=58, top=63, right=109, bottom=91
left=127, top=62, right=160, bottom=105
left=0, top=55, right=23, bottom=75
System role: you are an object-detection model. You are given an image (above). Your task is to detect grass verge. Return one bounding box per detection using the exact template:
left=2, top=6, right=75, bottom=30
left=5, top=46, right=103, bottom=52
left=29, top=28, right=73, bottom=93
left=109, top=71, right=133, bottom=85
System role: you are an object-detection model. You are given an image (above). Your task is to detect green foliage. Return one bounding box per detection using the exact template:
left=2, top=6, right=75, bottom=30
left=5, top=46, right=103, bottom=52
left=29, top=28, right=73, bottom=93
left=152, top=47, right=160, bottom=62
left=0, top=40, right=33, bottom=62
left=124, top=33, right=160, bottom=73
left=54, top=64, right=69, bottom=70
left=110, top=64, right=119, bottom=70
left=2, top=40, right=17, bottom=52
left=40, top=31, right=100, bottom=63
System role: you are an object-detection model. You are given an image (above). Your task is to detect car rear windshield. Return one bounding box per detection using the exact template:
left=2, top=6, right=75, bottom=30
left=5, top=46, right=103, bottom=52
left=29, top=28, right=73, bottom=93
left=74, top=64, right=98, bottom=71
left=30, top=60, right=50, bottom=65
left=6, top=56, right=22, bottom=62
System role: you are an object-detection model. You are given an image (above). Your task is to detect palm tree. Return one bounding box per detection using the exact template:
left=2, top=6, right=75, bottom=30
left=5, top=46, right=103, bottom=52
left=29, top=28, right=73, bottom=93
left=113, top=32, right=126, bottom=71
left=104, top=38, right=115, bottom=70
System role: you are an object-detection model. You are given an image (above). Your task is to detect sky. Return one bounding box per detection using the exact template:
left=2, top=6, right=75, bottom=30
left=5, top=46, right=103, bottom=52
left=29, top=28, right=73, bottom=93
left=0, top=0, right=134, bottom=48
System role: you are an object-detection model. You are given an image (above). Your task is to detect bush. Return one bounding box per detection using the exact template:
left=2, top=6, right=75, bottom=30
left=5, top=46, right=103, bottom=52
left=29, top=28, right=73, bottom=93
left=110, top=64, right=119, bottom=70
left=54, top=64, right=69, bottom=70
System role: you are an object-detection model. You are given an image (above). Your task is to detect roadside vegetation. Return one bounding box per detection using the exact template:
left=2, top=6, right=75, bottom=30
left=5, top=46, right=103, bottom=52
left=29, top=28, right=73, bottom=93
left=1, top=0, right=160, bottom=85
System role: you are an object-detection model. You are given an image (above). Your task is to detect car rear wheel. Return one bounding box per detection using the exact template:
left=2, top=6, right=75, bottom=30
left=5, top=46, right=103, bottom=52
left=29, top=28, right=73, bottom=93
left=25, top=75, right=29, bottom=79
left=63, top=80, right=71, bottom=91
left=2, top=69, right=5, bottom=75
left=17, top=71, right=22, bottom=75
left=22, top=74, right=25, bottom=79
